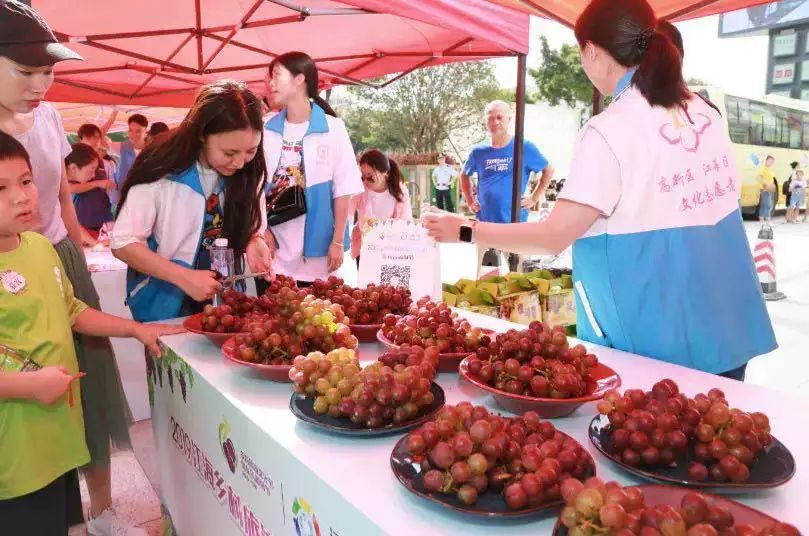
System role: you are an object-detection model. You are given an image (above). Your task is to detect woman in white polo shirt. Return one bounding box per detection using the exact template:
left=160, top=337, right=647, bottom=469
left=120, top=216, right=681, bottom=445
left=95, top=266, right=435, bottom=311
left=263, top=51, right=363, bottom=286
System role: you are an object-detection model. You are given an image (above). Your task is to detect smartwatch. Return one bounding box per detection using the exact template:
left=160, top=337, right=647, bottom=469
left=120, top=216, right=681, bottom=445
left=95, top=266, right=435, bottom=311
left=459, top=221, right=476, bottom=243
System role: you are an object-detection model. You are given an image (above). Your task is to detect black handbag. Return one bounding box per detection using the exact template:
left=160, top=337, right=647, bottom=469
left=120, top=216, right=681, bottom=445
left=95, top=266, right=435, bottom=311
left=266, top=183, right=307, bottom=226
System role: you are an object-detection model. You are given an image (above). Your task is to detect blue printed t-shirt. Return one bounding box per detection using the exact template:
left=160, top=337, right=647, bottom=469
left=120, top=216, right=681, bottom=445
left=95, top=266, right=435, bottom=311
left=463, top=138, right=548, bottom=223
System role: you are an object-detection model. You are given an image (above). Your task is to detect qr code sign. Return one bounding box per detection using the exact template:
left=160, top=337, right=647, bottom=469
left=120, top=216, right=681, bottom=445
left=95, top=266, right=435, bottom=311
left=380, top=264, right=410, bottom=289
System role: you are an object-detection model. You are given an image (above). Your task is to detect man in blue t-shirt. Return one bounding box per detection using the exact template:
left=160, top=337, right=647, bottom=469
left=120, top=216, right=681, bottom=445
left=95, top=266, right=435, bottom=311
left=460, top=101, right=554, bottom=224
left=460, top=101, right=553, bottom=267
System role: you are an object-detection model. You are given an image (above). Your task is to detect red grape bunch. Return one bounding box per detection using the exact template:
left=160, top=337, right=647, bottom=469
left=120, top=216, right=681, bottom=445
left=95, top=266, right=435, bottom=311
left=465, top=321, right=599, bottom=399
left=377, top=345, right=440, bottom=380
left=290, top=349, right=437, bottom=428
left=689, top=395, right=773, bottom=484
left=199, top=276, right=297, bottom=334
left=404, top=404, right=594, bottom=510
left=381, top=299, right=489, bottom=354
left=596, top=380, right=695, bottom=470
left=232, top=294, right=358, bottom=365
left=596, top=379, right=775, bottom=483
left=308, top=276, right=412, bottom=325
left=559, top=481, right=799, bottom=536
left=200, top=289, right=262, bottom=333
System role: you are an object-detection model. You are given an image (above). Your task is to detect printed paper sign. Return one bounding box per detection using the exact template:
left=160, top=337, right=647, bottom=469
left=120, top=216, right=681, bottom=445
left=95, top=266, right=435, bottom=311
left=357, top=219, right=441, bottom=301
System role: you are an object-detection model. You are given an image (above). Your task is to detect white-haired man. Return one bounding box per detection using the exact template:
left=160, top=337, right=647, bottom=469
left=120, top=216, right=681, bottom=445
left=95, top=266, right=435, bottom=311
left=460, top=100, right=554, bottom=266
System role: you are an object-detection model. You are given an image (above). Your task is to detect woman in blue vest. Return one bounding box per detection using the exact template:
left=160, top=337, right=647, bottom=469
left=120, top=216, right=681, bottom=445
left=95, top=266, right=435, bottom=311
left=262, top=51, right=363, bottom=286
left=424, top=0, right=776, bottom=381
left=111, top=80, right=272, bottom=322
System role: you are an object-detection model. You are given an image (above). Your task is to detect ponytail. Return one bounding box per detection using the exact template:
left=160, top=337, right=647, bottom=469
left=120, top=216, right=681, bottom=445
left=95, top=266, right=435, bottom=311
left=270, top=51, right=338, bottom=117
left=574, top=0, right=689, bottom=110
left=632, top=30, right=690, bottom=109
left=387, top=158, right=405, bottom=203
left=311, top=93, right=338, bottom=118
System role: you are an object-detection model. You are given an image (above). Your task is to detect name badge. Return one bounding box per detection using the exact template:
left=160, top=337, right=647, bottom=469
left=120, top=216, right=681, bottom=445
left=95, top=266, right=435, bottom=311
left=1, top=270, right=27, bottom=295
left=317, top=145, right=329, bottom=164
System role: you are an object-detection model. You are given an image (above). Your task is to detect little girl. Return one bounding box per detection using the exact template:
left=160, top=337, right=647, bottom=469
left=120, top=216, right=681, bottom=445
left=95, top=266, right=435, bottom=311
left=788, top=169, right=806, bottom=223
left=350, top=149, right=413, bottom=267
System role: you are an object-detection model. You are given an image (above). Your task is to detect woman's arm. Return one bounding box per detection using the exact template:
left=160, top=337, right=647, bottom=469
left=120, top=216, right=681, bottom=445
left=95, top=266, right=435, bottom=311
left=68, top=180, right=115, bottom=194
left=112, top=243, right=221, bottom=302
left=424, top=199, right=600, bottom=256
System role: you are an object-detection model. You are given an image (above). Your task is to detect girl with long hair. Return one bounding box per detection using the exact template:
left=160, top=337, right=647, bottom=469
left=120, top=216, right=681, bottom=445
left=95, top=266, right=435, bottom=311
left=111, top=79, right=271, bottom=322
left=351, top=149, right=412, bottom=266
left=425, top=0, right=776, bottom=381
left=263, top=51, right=362, bottom=286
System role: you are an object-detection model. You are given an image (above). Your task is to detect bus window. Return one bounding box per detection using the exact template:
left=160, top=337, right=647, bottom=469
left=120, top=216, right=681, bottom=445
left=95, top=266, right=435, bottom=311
left=726, top=96, right=750, bottom=144
left=788, top=111, right=802, bottom=148
left=749, top=102, right=765, bottom=145
left=803, top=114, right=809, bottom=150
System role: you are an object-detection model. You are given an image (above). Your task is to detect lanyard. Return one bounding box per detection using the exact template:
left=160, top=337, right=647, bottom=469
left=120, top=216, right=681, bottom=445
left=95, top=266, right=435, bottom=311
left=612, top=68, right=638, bottom=102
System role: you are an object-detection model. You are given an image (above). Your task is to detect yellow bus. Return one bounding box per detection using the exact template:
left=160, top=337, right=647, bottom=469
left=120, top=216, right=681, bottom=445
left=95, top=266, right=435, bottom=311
left=693, top=87, right=809, bottom=217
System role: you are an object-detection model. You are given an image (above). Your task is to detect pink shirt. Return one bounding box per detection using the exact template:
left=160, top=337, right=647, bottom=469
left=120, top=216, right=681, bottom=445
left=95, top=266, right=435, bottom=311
left=350, top=187, right=412, bottom=258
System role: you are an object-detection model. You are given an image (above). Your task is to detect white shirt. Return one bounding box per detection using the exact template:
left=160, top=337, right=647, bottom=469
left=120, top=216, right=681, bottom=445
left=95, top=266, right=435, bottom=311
left=199, top=162, right=222, bottom=199
left=432, top=164, right=457, bottom=190
left=363, top=189, right=398, bottom=219
left=12, top=103, right=71, bottom=244
left=269, top=121, right=329, bottom=282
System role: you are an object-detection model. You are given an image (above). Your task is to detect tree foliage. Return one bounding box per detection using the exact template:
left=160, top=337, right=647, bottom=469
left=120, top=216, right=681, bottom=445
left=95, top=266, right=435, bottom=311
left=529, top=36, right=592, bottom=110
left=341, top=62, right=503, bottom=153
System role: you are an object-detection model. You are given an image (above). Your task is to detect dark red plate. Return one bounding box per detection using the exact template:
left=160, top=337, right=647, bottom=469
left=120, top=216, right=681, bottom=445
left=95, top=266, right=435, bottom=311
left=376, top=329, right=488, bottom=373
left=221, top=337, right=292, bottom=382
left=183, top=313, right=245, bottom=346
left=349, top=324, right=383, bottom=343
left=290, top=382, right=445, bottom=436
left=390, top=430, right=596, bottom=518
left=458, top=356, right=621, bottom=418
left=552, top=484, right=783, bottom=534
left=588, top=414, right=796, bottom=493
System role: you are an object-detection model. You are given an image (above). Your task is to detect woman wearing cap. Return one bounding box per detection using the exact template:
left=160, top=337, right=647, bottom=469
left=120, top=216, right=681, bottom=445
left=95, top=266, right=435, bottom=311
left=425, top=0, right=776, bottom=381
left=0, top=2, right=143, bottom=534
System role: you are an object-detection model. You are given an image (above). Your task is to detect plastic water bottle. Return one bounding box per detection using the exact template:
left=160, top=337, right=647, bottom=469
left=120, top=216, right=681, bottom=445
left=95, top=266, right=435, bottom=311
left=210, top=238, right=234, bottom=306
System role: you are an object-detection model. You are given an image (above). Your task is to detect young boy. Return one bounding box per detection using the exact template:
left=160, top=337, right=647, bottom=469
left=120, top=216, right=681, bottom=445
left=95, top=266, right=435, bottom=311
left=66, top=143, right=114, bottom=236
left=0, top=131, right=184, bottom=535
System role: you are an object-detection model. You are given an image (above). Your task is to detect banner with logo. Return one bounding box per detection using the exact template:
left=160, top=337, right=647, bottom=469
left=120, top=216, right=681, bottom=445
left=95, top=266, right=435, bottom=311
left=151, top=343, right=384, bottom=536
left=357, top=218, right=441, bottom=301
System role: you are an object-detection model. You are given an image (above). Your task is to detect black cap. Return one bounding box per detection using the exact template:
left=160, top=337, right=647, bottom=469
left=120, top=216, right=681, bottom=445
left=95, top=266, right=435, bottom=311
left=0, top=0, right=82, bottom=67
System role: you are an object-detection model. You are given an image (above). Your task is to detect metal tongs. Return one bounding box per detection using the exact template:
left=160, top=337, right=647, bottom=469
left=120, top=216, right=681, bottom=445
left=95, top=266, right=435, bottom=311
left=215, top=271, right=271, bottom=287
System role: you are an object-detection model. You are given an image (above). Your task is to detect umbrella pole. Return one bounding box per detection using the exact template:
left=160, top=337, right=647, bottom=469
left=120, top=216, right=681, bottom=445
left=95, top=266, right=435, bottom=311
left=509, top=53, right=528, bottom=272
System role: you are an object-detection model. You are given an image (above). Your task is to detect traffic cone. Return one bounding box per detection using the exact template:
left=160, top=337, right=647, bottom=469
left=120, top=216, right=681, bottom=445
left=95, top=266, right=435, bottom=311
left=753, top=224, right=786, bottom=301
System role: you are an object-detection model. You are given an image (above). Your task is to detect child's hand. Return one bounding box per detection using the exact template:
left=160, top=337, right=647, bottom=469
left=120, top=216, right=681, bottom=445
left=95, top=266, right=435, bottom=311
left=133, top=323, right=187, bottom=357
left=30, top=367, right=74, bottom=405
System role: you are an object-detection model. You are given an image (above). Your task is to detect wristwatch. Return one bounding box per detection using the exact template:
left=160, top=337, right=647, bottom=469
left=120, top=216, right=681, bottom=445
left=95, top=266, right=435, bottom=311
left=459, top=221, right=476, bottom=243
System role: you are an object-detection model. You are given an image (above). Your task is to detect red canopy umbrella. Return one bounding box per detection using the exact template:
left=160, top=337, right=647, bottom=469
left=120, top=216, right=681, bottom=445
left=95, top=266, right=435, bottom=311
left=487, top=0, right=772, bottom=27
left=31, top=0, right=529, bottom=107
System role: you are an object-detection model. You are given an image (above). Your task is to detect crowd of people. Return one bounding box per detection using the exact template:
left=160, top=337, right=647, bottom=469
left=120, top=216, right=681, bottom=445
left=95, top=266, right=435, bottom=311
left=0, top=0, right=781, bottom=534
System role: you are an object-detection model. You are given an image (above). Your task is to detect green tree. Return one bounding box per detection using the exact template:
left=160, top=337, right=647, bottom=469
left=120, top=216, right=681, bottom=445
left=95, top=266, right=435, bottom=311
left=340, top=62, right=502, bottom=154
left=687, top=77, right=708, bottom=86
left=530, top=36, right=592, bottom=110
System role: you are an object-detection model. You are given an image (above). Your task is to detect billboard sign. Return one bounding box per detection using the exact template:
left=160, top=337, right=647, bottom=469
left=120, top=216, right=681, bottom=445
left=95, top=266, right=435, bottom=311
left=720, top=1, right=809, bottom=37
left=773, top=62, right=797, bottom=84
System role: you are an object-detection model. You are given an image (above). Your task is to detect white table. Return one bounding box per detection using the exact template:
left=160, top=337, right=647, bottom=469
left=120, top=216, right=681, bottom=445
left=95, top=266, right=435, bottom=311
left=150, top=311, right=807, bottom=535
left=85, top=247, right=151, bottom=421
